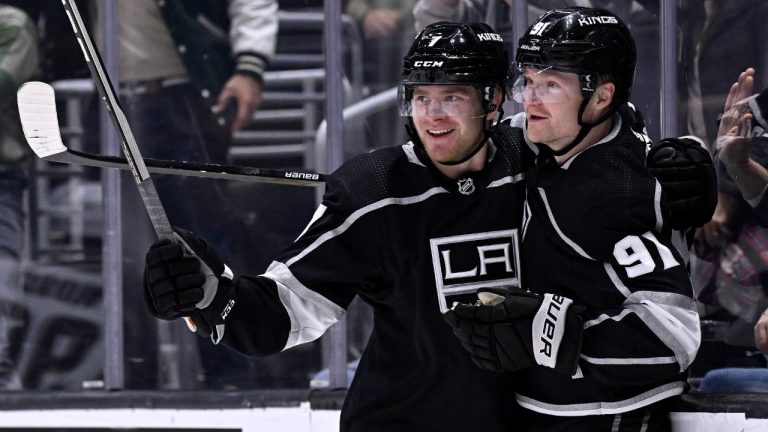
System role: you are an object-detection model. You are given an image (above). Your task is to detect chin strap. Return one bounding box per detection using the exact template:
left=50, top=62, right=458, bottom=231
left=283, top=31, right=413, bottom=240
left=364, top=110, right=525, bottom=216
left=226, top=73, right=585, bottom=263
left=549, top=99, right=616, bottom=157
left=438, top=131, right=491, bottom=166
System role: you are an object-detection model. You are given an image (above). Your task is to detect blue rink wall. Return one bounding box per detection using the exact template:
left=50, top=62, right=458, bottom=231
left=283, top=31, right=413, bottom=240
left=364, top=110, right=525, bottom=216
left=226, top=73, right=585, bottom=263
left=0, top=392, right=766, bottom=431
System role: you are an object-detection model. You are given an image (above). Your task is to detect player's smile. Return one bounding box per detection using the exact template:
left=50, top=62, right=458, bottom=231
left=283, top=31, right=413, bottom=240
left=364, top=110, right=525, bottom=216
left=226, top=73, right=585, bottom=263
left=427, top=127, right=456, bottom=137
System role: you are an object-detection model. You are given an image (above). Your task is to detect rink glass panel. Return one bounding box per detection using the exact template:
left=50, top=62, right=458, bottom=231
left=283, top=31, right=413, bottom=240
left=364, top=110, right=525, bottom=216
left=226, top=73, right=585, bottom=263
left=13, top=0, right=768, bottom=393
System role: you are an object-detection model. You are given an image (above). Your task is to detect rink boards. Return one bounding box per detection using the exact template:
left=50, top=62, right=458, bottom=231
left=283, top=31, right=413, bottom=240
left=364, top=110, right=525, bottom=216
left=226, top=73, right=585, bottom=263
left=0, top=392, right=765, bottom=431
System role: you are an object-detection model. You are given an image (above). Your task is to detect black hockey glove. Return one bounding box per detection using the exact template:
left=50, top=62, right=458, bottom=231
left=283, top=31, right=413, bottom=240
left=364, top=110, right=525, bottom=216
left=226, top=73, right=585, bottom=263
left=647, top=137, right=717, bottom=230
left=144, top=227, right=236, bottom=342
left=444, top=287, right=583, bottom=376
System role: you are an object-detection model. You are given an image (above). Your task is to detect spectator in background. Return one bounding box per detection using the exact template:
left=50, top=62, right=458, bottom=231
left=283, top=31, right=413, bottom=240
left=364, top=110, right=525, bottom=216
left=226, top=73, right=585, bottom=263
left=413, top=0, right=562, bottom=40
left=95, top=0, right=278, bottom=389
left=346, top=0, right=417, bottom=150
left=101, top=0, right=277, bottom=245
left=348, top=0, right=416, bottom=42
left=682, top=1, right=768, bottom=147
left=714, top=69, right=768, bottom=214
left=0, top=3, right=39, bottom=389
left=696, top=68, right=768, bottom=393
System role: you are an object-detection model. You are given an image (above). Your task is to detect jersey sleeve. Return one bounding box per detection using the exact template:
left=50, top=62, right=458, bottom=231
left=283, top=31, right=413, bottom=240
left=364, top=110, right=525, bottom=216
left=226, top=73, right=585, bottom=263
left=576, top=231, right=700, bottom=386
left=228, top=0, right=277, bottom=79
left=219, top=167, right=388, bottom=356
left=570, top=177, right=700, bottom=385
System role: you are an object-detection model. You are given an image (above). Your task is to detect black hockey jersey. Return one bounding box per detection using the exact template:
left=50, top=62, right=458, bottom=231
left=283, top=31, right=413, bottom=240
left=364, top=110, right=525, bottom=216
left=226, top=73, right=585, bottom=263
left=218, top=123, right=527, bottom=431
left=514, top=107, right=701, bottom=416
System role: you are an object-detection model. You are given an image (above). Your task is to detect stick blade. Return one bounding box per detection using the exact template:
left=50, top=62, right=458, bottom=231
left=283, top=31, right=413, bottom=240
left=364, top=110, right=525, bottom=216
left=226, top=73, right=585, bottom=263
left=17, top=81, right=67, bottom=159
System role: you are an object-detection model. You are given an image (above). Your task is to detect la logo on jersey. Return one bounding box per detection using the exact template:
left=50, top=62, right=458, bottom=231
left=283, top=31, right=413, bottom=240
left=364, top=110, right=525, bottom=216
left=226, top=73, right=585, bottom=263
left=430, top=229, right=521, bottom=312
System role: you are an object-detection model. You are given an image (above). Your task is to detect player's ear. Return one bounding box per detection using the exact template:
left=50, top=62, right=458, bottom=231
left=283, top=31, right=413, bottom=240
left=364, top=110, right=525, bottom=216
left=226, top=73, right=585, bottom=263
left=592, top=82, right=615, bottom=110
left=485, top=86, right=504, bottom=121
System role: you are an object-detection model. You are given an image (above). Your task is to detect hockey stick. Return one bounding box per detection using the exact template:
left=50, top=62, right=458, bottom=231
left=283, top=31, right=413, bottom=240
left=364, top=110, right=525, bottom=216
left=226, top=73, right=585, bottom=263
left=17, top=83, right=325, bottom=187
left=57, top=0, right=172, bottom=239
left=54, top=0, right=216, bottom=333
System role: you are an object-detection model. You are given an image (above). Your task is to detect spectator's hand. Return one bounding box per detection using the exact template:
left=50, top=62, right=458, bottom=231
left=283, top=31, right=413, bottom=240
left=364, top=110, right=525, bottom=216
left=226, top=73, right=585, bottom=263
left=443, top=287, right=583, bottom=376
left=362, top=9, right=400, bottom=39
left=716, top=68, right=755, bottom=168
left=217, top=74, right=263, bottom=132
left=755, top=309, right=768, bottom=355
left=144, top=227, right=236, bottom=341
left=698, top=192, right=735, bottom=248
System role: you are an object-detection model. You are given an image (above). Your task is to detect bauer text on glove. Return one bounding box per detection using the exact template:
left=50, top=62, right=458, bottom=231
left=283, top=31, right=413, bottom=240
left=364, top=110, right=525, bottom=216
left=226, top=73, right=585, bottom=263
left=444, top=288, right=583, bottom=376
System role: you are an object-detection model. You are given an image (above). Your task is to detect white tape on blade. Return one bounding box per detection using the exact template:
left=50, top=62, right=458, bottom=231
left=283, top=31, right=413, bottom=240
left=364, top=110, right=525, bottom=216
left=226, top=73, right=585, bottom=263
left=17, top=82, right=67, bottom=158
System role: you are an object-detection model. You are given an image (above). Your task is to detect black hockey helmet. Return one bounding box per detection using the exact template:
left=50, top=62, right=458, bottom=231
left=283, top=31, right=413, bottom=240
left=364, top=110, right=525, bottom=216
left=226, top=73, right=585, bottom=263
left=401, top=21, right=509, bottom=113
left=400, top=22, right=509, bottom=165
left=515, top=7, right=637, bottom=156
left=515, top=7, right=636, bottom=105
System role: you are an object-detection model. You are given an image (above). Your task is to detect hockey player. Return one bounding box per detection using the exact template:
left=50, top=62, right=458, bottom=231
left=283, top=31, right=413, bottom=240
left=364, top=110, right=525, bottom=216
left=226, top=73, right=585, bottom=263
left=146, top=22, right=525, bottom=431
left=143, top=20, right=712, bottom=432
left=445, top=8, right=702, bottom=432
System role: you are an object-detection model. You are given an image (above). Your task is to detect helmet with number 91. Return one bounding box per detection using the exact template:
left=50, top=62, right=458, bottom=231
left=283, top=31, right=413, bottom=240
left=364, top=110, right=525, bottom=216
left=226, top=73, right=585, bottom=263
left=514, top=7, right=636, bottom=106
left=399, top=22, right=510, bottom=165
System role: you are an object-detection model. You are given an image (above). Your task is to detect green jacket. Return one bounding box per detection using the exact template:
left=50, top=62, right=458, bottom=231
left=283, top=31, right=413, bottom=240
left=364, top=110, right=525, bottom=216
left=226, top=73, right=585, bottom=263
left=0, top=4, right=38, bottom=170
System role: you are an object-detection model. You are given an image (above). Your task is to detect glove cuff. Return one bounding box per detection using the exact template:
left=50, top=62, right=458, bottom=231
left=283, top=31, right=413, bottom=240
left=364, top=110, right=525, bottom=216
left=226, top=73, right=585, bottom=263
left=191, top=277, right=238, bottom=344
left=532, top=294, right=572, bottom=368
left=531, top=294, right=583, bottom=375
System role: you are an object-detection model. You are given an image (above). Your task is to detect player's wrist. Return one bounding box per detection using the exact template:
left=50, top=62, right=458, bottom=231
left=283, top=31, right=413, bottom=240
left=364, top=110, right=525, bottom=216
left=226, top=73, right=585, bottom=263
left=191, top=277, right=238, bottom=343
left=530, top=293, right=583, bottom=375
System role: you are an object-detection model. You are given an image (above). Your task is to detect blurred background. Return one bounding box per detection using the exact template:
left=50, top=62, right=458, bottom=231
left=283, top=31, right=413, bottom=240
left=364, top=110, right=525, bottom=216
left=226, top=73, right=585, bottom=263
left=0, top=0, right=766, bottom=406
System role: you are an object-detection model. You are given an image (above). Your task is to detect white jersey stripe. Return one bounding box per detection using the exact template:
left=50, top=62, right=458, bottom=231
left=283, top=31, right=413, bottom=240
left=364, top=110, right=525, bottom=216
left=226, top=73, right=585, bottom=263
left=561, top=114, right=622, bottom=170
left=295, top=204, right=327, bottom=241
left=611, top=413, right=622, bottom=432
left=580, top=354, right=677, bottom=365
left=262, top=261, right=346, bottom=350
left=603, top=262, right=632, bottom=298
left=624, top=291, right=701, bottom=370
left=488, top=173, right=526, bottom=189
left=286, top=187, right=449, bottom=267
left=653, top=180, right=663, bottom=231
left=403, top=142, right=426, bottom=167
left=538, top=187, right=595, bottom=260
left=515, top=381, right=686, bottom=416
left=670, top=229, right=690, bottom=266
left=583, top=308, right=633, bottom=329
left=522, top=201, right=532, bottom=240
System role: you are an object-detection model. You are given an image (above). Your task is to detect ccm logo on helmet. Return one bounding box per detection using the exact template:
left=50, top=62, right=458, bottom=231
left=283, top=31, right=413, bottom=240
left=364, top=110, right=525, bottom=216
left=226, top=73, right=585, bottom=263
left=578, top=16, right=619, bottom=26
left=414, top=60, right=444, bottom=67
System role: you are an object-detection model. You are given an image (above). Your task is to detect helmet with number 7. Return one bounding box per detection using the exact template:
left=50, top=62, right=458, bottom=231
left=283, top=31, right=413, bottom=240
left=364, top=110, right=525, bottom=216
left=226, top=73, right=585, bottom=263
left=515, top=7, right=637, bottom=105
left=399, top=22, right=510, bottom=165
